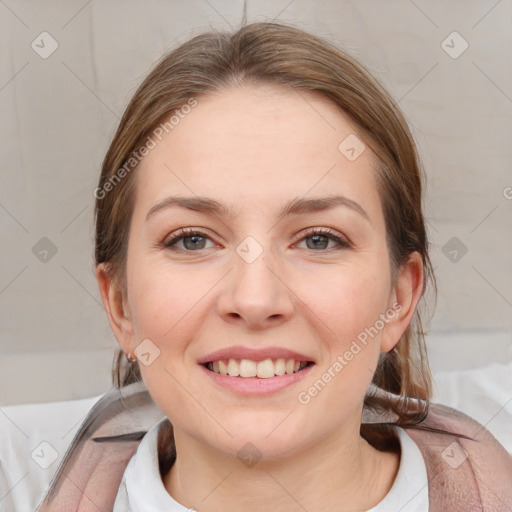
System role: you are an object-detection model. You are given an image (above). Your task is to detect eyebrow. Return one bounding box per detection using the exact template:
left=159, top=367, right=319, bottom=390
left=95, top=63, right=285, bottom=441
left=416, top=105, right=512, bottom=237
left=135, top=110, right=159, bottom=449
left=146, top=194, right=370, bottom=223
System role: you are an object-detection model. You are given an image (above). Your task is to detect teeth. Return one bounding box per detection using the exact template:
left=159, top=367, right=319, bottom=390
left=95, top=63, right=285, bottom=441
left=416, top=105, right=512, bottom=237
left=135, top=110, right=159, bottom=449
left=218, top=360, right=228, bottom=375
left=274, top=358, right=286, bottom=376
left=206, top=358, right=309, bottom=378
left=239, top=359, right=257, bottom=377
left=227, top=359, right=240, bottom=377
left=256, top=359, right=274, bottom=379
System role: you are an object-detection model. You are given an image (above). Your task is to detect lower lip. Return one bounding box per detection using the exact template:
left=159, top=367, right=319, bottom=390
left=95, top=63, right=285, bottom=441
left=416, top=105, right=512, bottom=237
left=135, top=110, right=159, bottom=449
left=199, top=363, right=315, bottom=396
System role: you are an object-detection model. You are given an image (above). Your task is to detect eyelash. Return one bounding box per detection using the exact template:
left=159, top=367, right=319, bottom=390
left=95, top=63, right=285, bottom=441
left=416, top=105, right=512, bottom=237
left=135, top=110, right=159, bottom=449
left=161, top=227, right=352, bottom=253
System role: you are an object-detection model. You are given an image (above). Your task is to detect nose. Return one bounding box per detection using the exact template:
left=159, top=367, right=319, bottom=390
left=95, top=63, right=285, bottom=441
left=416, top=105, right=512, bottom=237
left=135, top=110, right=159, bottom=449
left=217, top=243, right=295, bottom=330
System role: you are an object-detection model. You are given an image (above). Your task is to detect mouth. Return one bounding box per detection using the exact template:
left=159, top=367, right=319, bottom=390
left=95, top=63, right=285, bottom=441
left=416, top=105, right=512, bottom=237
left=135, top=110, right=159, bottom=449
left=202, top=358, right=315, bottom=379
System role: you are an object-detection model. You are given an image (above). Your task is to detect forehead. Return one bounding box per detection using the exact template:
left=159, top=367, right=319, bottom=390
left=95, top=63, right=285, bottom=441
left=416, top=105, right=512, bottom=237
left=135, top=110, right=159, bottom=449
left=133, top=84, right=382, bottom=224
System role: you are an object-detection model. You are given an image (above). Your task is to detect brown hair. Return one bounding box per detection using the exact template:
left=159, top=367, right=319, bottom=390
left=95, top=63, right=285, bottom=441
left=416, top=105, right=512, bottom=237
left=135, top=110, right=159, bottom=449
left=95, top=21, right=436, bottom=448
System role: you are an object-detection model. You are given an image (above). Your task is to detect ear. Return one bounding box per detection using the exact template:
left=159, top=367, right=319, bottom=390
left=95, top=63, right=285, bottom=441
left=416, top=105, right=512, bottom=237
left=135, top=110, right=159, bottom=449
left=380, top=251, right=424, bottom=353
left=95, top=263, right=135, bottom=355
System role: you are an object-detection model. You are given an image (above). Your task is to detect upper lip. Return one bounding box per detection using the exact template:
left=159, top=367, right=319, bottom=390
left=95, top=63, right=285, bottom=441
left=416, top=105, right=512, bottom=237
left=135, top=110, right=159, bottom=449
left=197, top=346, right=316, bottom=365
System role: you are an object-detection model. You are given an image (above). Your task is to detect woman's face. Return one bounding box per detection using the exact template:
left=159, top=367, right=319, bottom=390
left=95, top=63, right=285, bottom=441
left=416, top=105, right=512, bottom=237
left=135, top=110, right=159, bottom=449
left=100, top=84, right=420, bottom=460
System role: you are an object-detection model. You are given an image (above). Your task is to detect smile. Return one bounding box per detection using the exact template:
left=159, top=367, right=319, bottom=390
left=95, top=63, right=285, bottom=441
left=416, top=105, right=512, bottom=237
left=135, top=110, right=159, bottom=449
left=200, top=359, right=316, bottom=396
left=204, top=358, right=313, bottom=378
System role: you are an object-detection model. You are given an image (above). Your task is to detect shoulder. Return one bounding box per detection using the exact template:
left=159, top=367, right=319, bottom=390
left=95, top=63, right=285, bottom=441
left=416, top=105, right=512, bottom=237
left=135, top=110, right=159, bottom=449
left=0, top=395, right=101, bottom=512
left=433, top=361, right=512, bottom=452
left=404, top=401, right=512, bottom=511
left=34, top=382, right=165, bottom=512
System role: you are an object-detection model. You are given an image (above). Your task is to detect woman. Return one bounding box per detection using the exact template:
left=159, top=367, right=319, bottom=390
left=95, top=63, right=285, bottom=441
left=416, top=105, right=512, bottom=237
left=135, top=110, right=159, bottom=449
left=36, top=21, right=512, bottom=511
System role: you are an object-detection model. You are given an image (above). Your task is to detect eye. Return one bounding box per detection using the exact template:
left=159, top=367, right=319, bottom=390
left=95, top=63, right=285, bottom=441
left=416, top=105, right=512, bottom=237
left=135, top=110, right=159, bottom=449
left=161, top=226, right=351, bottom=254
left=294, top=227, right=351, bottom=251
left=162, top=228, right=216, bottom=252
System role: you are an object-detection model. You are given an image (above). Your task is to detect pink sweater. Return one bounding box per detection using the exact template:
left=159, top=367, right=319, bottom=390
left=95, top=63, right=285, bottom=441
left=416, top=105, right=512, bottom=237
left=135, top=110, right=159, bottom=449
left=35, top=381, right=512, bottom=511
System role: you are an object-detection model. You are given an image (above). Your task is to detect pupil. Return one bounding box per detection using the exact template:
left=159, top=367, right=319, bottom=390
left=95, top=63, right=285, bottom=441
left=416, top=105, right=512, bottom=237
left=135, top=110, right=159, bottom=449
left=184, top=235, right=205, bottom=250
left=308, top=235, right=327, bottom=250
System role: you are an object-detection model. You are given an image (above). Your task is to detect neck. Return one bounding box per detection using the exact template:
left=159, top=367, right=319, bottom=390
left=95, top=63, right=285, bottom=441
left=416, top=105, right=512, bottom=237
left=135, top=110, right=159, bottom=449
left=162, top=423, right=400, bottom=512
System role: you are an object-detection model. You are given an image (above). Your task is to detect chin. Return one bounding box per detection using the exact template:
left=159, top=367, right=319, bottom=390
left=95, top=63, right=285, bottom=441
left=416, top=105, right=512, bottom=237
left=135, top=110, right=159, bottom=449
left=207, top=418, right=309, bottom=462
left=213, top=436, right=305, bottom=466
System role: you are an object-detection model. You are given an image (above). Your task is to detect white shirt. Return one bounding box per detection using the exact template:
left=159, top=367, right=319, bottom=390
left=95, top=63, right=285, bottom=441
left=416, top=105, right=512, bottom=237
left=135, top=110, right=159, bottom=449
left=113, top=421, right=429, bottom=511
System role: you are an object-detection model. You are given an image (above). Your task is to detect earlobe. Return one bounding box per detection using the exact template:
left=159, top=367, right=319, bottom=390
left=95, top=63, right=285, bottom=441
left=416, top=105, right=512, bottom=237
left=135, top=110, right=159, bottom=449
left=380, top=252, right=424, bottom=353
left=95, top=263, right=134, bottom=353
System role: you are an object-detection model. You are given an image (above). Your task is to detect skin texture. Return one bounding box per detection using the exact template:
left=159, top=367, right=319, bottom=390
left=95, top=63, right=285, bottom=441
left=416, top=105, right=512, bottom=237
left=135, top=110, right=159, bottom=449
left=96, top=84, right=424, bottom=511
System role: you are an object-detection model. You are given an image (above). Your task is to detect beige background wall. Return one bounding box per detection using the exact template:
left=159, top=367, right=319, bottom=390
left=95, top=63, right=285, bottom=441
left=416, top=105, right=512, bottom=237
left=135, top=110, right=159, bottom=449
left=1, top=0, right=511, bottom=405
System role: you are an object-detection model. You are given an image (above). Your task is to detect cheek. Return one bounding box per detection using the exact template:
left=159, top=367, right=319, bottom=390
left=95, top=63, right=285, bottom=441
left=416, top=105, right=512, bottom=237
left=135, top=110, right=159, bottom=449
left=291, top=272, right=391, bottom=434
left=294, top=259, right=392, bottom=402
left=302, top=263, right=391, bottom=341
left=126, top=255, right=205, bottom=345
left=126, top=262, right=208, bottom=410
